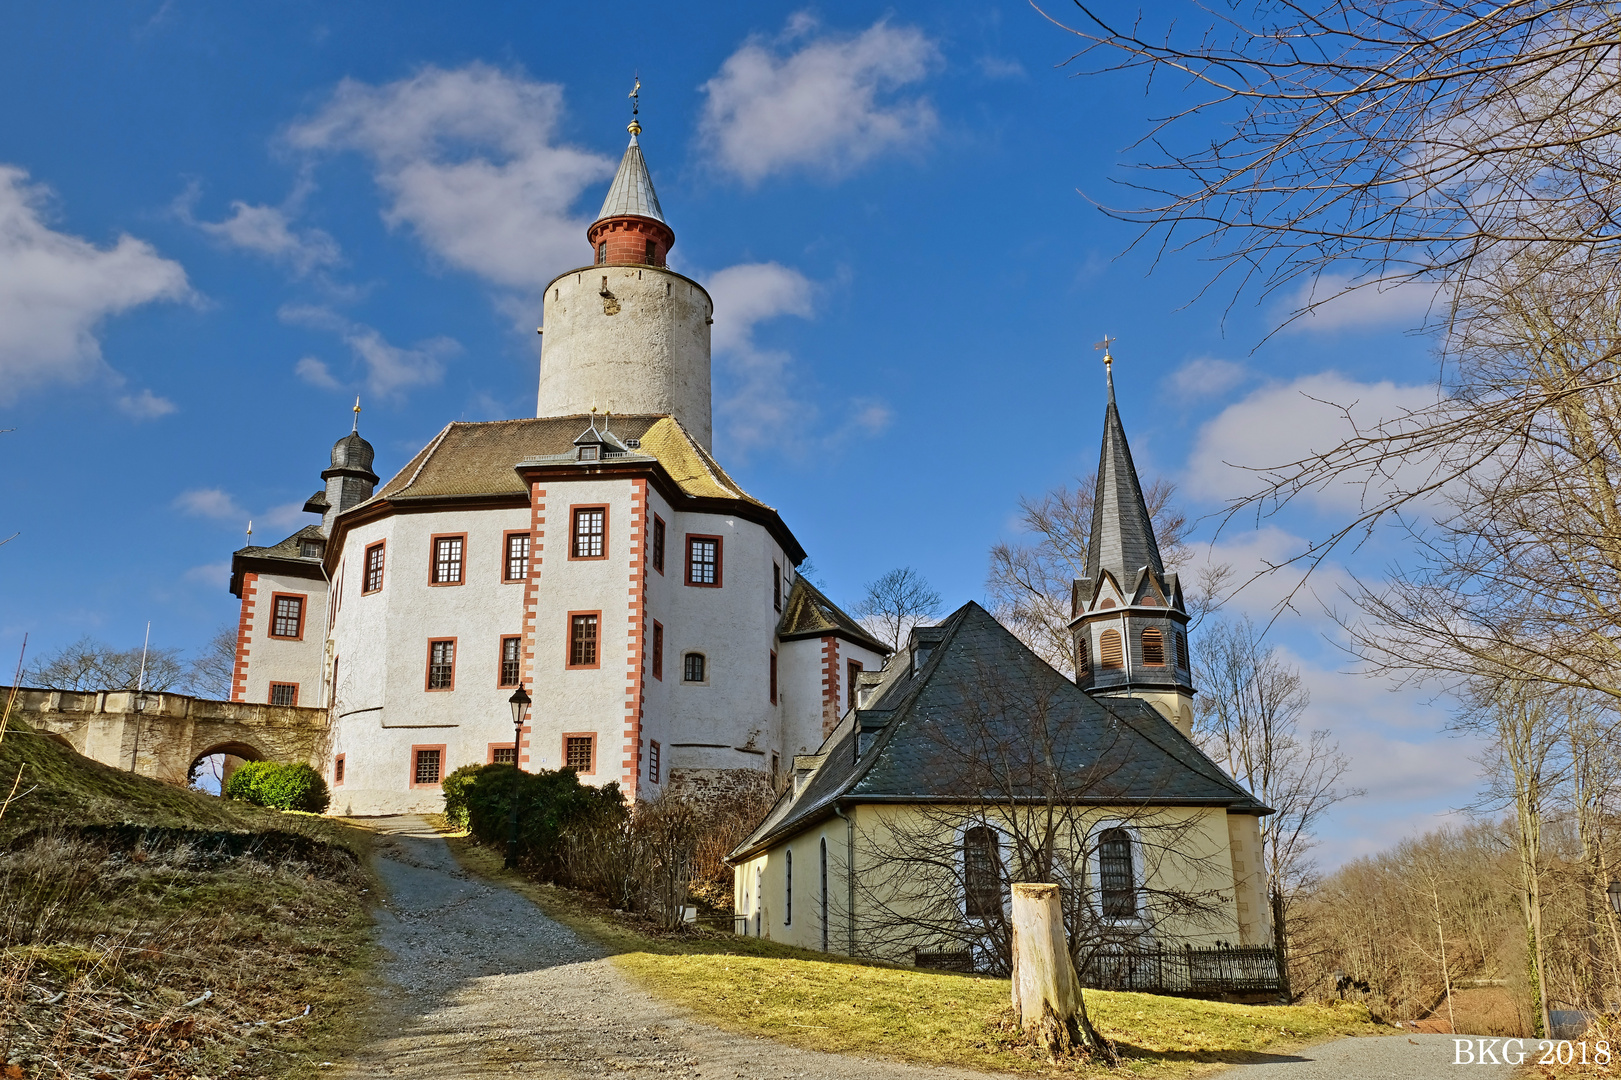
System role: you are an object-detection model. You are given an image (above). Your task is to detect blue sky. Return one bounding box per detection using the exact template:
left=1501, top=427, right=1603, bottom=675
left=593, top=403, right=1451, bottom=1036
left=0, top=1, right=1475, bottom=866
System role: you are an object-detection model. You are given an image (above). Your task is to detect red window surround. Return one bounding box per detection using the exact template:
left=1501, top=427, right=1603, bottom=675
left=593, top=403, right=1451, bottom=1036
left=502, top=530, right=532, bottom=583
left=410, top=744, right=447, bottom=788
left=363, top=541, right=386, bottom=594
left=652, top=516, right=666, bottom=575
left=562, top=732, right=597, bottom=775
left=429, top=533, right=467, bottom=585
left=425, top=637, right=458, bottom=691
left=569, top=504, right=609, bottom=560
left=566, top=611, right=602, bottom=669
left=770, top=652, right=778, bottom=705
left=268, top=593, right=307, bottom=640
left=649, top=740, right=661, bottom=784
left=333, top=754, right=345, bottom=786
left=269, top=682, right=299, bottom=707
left=685, top=534, right=723, bottom=588
left=651, top=621, right=664, bottom=681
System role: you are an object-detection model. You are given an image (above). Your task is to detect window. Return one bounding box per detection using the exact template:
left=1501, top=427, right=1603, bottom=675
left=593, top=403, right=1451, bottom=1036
left=300, top=538, right=324, bottom=559
left=431, top=535, right=464, bottom=584
left=568, top=613, right=600, bottom=668
left=1099, top=828, right=1137, bottom=917
left=771, top=752, right=779, bottom=785
left=564, top=733, right=595, bottom=774
left=648, top=740, right=660, bottom=784
left=270, top=594, right=304, bottom=639
left=269, top=682, right=298, bottom=707
left=427, top=639, right=456, bottom=690
left=683, top=652, right=706, bottom=683
left=652, top=621, right=664, bottom=680
left=785, top=849, right=793, bottom=926
left=773, top=563, right=782, bottom=611
left=499, top=636, right=522, bottom=687
left=364, top=542, right=385, bottom=593
left=769, top=651, right=778, bottom=704
left=652, top=516, right=666, bottom=574
left=578, top=443, right=599, bottom=462
left=686, top=535, right=721, bottom=586
left=571, top=506, right=606, bottom=559
left=1099, top=628, right=1124, bottom=670
left=596, top=240, right=607, bottom=264
left=1100, top=598, right=1117, bottom=609
left=964, top=826, right=1003, bottom=917
left=820, top=839, right=829, bottom=952
left=333, top=754, right=344, bottom=785
left=1077, top=635, right=1091, bottom=676
left=504, top=532, right=531, bottom=582
left=1141, top=626, right=1166, bottom=666
left=847, top=660, right=862, bottom=712
left=412, top=746, right=444, bottom=787
left=645, top=239, right=657, bottom=264
left=491, top=745, right=517, bottom=765
left=1176, top=628, right=1188, bottom=669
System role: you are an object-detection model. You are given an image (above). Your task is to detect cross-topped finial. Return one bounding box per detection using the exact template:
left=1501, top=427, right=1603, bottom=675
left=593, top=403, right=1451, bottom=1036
left=628, top=75, right=642, bottom=137
left=1093, top=335, right=1116, bottom=363
left=352, top=395, right=362, bottom=433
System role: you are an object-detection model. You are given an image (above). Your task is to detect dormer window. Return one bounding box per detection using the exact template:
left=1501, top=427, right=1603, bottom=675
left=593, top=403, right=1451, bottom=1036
left=578, top=444, right=599, bottom=461
left=912, top=645, right=933, bottom=676
left=300, top=539, right=325, bottom=559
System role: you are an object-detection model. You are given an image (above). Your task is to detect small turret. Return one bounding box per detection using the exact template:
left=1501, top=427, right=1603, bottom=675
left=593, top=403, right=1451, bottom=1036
left=305, top=400, right=379, bottom=534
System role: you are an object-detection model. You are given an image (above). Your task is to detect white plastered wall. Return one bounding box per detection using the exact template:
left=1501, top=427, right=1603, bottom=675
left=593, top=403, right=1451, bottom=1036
left=240, top=569, right=327, bottom=709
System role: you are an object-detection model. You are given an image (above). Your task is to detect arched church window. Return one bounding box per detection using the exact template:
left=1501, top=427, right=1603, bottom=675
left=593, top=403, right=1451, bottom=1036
left=1141, top=627, right=1166, bottom=666
left=1098, top=828, right=1137, bottom=917
left=1099, top=629, right=1124, bottom=670
left=963, top=826, right=1003, bottom=917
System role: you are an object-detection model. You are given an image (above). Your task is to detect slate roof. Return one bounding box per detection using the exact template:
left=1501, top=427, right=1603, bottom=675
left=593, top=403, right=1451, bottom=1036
left=230, top=524, right=327, bottom=595
left=776, top=577, right=890, bottom=654
left=1086, top=366, right=1165, bottom=588
left=595, top=136, right=666, bottom=225
left=732, top=601, right=1268, bottom=861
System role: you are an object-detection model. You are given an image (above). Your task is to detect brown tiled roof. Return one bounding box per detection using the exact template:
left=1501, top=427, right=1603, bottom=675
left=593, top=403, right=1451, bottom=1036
left=776, top=577, right=889, bottom=654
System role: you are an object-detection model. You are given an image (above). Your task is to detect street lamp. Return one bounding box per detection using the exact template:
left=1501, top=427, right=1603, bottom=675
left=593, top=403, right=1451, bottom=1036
left=504, top=684, right=531, bottom=869
left=1607, top=880, right=1621, bottom=916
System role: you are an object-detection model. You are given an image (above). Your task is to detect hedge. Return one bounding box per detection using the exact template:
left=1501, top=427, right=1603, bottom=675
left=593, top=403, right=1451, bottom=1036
left=442, top=763, right=623, bottom=880
left=224, top=761, right=331, bottom=814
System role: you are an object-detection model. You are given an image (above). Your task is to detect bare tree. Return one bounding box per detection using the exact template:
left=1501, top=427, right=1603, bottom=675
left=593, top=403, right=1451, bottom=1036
left=26, top=637, right=188, bottom=692
left=856, top=567, right=943, bottom=650
left=188, top=625, right=239, bottom=700
left=986, top=473, right=1194, bottom=674
left=1192, top=616, right=1361, bottom=898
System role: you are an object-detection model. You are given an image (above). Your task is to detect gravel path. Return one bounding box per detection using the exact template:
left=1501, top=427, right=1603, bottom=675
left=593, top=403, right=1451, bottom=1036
left=334, top=815, right=1004, bottom=1080
left=1208, top=1031, right=1518, bottom=1079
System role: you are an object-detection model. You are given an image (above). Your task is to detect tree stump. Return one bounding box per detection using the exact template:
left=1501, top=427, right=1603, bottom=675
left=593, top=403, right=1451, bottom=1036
left=1010, top=883, right=1085, bottom=1057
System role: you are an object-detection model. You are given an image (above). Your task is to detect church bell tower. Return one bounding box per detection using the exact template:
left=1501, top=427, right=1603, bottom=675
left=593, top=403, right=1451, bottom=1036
left=534, top=86, right=715, bottom=450
left=1070, top=346, right=1197, bottom=736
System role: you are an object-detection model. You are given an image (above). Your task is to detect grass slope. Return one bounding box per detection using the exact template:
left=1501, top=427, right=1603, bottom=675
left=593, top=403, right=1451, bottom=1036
left=444, top=832, right=1384, bottom=1078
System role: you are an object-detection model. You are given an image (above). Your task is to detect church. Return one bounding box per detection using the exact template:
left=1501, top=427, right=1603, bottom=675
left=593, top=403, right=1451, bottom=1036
left=227, top=115, right=887, bottom=815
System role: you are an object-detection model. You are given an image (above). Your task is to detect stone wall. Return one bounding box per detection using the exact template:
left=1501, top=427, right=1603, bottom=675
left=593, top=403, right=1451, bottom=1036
left=1, top=686, right=329, bottom=786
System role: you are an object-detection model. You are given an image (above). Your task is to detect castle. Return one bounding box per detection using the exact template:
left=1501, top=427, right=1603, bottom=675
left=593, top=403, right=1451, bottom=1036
left=228, top=118, right=887, bottom=815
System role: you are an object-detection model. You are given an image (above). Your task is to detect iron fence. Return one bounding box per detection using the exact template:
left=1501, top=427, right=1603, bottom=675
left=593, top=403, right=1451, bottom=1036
left=1082, top=945, right=1282, bottom=995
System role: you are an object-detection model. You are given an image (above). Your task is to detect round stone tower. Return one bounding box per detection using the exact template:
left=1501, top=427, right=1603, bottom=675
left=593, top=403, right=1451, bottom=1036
left=536, top=118, right=714, bottom=450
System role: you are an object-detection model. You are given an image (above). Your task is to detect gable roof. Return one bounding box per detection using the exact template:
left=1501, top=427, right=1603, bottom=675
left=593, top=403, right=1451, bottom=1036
left=732, top=601, right=1268, bottom=861
left=776, top=577, right=890, bottom=654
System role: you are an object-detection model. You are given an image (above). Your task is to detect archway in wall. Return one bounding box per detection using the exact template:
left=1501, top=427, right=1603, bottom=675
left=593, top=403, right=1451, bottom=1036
left=188, top=741, right=266, bottom=796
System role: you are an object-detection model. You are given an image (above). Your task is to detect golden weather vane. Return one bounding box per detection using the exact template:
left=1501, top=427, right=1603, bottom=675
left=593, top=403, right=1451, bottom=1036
left=628, top=74, right=642, bottom=136
left=1093, top=335, right=1116, bottom=363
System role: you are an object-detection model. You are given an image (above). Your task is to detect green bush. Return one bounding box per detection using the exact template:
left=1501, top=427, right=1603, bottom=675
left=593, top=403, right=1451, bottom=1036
left=224, top=761, right=331, bottom=814
left=441, top=764, right=483, bottom=830
left=450, top=764, right=624, bottom=881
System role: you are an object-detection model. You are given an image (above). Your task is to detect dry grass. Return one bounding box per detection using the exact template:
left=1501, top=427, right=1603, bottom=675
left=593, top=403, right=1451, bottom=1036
left=0, top=722, right=377, bottom=1080
left=444, top=831, right=1387, bottom=1078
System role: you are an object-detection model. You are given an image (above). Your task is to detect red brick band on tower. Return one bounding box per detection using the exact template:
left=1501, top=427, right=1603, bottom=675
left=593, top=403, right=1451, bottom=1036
left=587, top=216, right=673, bottom=268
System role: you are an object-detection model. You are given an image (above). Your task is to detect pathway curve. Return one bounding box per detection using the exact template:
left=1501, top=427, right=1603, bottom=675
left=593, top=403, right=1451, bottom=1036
left=334, top=815, right=1004, bottom=1080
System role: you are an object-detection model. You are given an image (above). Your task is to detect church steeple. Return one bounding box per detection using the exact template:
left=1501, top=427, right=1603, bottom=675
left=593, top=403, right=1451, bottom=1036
left=1086, top=348, right=1164, bottom=588
left=586, top=79, right=674, bottom=267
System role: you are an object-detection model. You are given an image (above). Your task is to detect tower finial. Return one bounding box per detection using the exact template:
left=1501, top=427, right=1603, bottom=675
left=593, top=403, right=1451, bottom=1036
left=352, top=395, right=362, bottom=433
left=1094, top=335, right=1117, bottom=403
left=628, top=74, right=642, bottom=137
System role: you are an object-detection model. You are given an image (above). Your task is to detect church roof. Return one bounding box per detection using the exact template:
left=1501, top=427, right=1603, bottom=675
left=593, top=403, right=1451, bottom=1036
left=776, top=577, right=890, bottom=654
left=594, top=136, right=665, bottom=225
left=1086, top=366, right=1164, bottom=588
left=731, top=601, right=1267, bottom=861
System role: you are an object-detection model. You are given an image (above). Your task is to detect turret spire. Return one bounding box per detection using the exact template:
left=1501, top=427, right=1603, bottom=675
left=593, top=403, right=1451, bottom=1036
left=587, top=80, right=673, bottom=266
left=1084, top=344, right=1164, bottom=587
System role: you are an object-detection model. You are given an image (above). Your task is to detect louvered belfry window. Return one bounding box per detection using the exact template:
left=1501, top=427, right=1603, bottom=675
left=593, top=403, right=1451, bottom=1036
left=1141, top=627, right=1166, bottom=666
left=1099, top=629, right=1124, bottom=670
left=963, top=826, right=1003, bottom=917
left=1077, top=635, right=1091, bottom=676
left=1099, top=828, right=1137, bottom=917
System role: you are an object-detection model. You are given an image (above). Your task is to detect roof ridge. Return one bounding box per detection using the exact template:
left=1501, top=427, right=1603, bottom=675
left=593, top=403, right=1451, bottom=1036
left=396, top=422, right=453, bottom=497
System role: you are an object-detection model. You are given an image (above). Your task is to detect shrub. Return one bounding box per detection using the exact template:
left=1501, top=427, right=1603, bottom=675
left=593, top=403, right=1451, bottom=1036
left=224, top=761, right=330, bottom=814
left=441, top=764, right=483, bottom=830
left=452, top=764, right=625, bottom=881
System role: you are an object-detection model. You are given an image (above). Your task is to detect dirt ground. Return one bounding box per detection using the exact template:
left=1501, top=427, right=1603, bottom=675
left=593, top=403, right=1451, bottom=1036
left=335, top=816, right=1004, bottom=1080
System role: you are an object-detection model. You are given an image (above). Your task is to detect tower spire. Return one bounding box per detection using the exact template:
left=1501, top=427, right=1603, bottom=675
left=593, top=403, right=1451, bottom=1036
left=588, top=82, right=674, bottom=266
left=1084, top=340, right=1164, bottom=587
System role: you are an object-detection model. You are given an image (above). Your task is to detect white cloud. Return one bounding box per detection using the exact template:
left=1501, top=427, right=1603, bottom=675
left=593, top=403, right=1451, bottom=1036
left=261, top=501, right=310, bottom=530
left=117, top=389, right=177, bottom=419
left=1169, top=357, right=1248, bottom=401
left=1185, top=372, right=1440, bottom=511
left=281, top=304, right=457, bottom=400
left=182, top=561, right=232, bottom=586
left=194, top=199, right=340, bottom=275
left=977, top=55, right=1027, bottom=79
left=287, top=64, right=613, bottom=291
left=174, top=488, right=246, bottom=521
left=1278, top=272, right=1443, bottom=333
left=708, top=261, right=814, bottom=352
left=699, top=16, right=940, bottom=184
left=295, top=355, right=341, bottom=389
left=0, top=165, right=190, bottom=403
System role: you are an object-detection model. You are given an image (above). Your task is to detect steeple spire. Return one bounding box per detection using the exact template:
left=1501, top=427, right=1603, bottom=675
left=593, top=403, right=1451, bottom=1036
left=587, top=79, right=673, bottom=266
left=1084, top=344, right=1164, bottom=587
